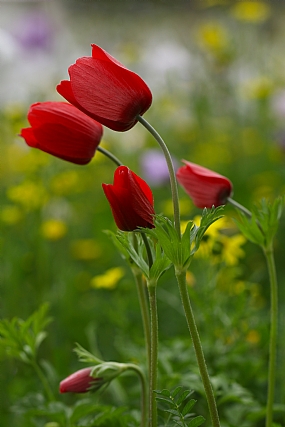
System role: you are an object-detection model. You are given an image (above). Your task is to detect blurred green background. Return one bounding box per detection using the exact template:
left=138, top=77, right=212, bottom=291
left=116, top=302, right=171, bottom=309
left=1, top=1, right=285, bottom=426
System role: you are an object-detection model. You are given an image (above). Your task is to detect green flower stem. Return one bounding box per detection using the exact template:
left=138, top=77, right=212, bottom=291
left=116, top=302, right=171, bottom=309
left=97, top=146, right=123, bottom=166
left=227, top=197, right=252, bottom=218
left=264, top=245, right=278, bottom=427
left=137, top=115, right=181, bottom=239
left=126, top=363, right=148, bottom=427
left=132, top=268, right=151, bottom=374
left=147, top=282, right=158, bottom=427
left=31, top=359, right=55, bottom=402
left=175, top=269, right=221, bottom=427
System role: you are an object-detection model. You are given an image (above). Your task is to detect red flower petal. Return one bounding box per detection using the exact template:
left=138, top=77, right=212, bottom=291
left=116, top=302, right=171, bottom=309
left=20, top=102, right=103, bottom=164
left=102, top=166, right=155, bottom=231
left=59, top=367, right=101, bottom=393
left=57, top=45, right=152, bottom=132
left=176, top=160, right=233, bottom=208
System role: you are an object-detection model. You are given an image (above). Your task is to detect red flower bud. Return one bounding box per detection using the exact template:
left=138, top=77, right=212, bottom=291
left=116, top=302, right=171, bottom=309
left=20, top=102, right=103, bottom=165
left=57, top=44, right=152, bottom=132
left=102, top=166, right=155, bottom=231
left=59, top=367, right=102, bottom=393
left=176, top=160, right=233, bottom=208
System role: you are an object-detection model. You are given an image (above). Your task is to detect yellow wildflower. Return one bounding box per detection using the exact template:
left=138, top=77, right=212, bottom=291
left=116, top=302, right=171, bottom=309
left=41, top=219, right=67, bottom=241
left=219, top=234, right=246, bottom=266
left=246, top=330, right=260, bottom=345
left=7, top=181, right=48, bottom=210
left=1, top=205, right=22, bottom=225
left=231, top=1, right=270, bottom=23
left=197, top=22, right=229, bottom=54
left=90, top=267, right=125, bottom=290
left=70, top=239, right=101, bottom=260
left=51, top=170, right=81, bottom=196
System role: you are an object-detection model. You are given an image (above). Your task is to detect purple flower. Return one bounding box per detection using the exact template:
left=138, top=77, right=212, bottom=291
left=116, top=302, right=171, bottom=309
left=13, top=11, right=53, bottom=52
left=140, top=149, right=175, bottom=187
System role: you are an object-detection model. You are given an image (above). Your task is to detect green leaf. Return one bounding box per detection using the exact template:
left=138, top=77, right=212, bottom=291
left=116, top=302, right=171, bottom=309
left=0, top=303, right=52, bottom=363
left=172, top=386, right=183, bottom=398
left=73, top=343, right=102, bottom=365
left=182, top=399, right=197, bottom=416
left=191, top=206, right=224, bottom=255
left=234, top=197, right=284, bottom=249
left=187, top=415, right=205, bottom=427
left=176, top=390, right=192, bottom=405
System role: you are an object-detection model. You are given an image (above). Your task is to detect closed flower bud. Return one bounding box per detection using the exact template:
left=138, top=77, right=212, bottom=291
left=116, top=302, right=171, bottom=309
left=102, top=166, right=155, bottom=231
left=59, top=367, right=102, bottom=393
left=20, top=102, right=103, bottom=165
left=57, top=44, right=152, bottom=132
left=176, top=160, right=233, bottom=208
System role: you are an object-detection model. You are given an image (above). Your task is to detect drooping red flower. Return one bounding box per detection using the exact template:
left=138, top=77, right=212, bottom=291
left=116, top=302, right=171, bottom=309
left=57, top=44, right=152, bottom=132
left=176, top=160, right=233, bottom=208
left=59, top=367, right=102, bottom=393
left=102, top=166, right=155, bottom=231
left=20, top=101, right=103, bottom=165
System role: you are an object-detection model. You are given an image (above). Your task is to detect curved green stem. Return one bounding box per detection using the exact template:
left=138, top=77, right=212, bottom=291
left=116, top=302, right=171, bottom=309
left=264, top=245, right=278, bottom=427
left=31, top=359, right=55, bottom=402
left=147, top=283, right=158, bottom=427
left=175, top=269, right=221, bottom=427
left=97, top=146, right=123, bottom=167
left=227, top=197, right=252, bottom=218
left=137, top=115, right=181, bottom=239
left=126, top=363, right=148, bottom=427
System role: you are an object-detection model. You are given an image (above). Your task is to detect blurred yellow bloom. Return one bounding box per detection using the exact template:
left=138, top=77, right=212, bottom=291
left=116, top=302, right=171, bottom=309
left=246, top=329, right=260, bottom=344
left=90, top=267, right=125, bottom=289
left=41, top=219, right=67, bottom=241
left=70, top=239, right=102, bottom=260
left=231, top=1, right=270, bottom=23
left=242, top=77, right=274, bottom=100
left=192, top=215, right=246, bottom=265
left=1, top=205, right=22, bottom=225
left=219, top=234, right=246, bottom=266
left=197, top=23, right=229, bottom=53
left=6, top=143, right=50, bottom=175
left=7, top=181, right=48, bottom=210
left=51, top=170, right=81, bottom=196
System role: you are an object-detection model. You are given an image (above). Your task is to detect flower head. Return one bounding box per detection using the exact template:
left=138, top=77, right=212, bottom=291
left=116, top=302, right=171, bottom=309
left=176, top=160, right=233, bottom=208
left=20, top=102, right=103, bottom=165
left=102, top=166, right=155, bottom=231
left=59, top=367, right=102, bottom=393
left=57, top=44, right=152, bottom=132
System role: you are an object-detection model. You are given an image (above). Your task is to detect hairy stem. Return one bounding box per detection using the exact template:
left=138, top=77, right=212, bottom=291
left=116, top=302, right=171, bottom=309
left=147, top=283, right=158, bottom=427
left=175, top=269, right=221, bottom=427
left=264, top=245, right=278, bottom=427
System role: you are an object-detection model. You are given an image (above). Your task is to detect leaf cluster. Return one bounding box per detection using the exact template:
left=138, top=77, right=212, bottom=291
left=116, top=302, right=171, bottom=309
left=155, top=386, right=205, bottom=427
left=0, top=303, right=52, bottom=363
left=234, top=197, right=284, bottom=250
left=147, top=207, right=224, bottom=272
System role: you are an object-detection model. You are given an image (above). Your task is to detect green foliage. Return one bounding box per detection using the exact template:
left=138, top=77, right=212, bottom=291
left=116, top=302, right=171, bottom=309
left=108, top=229, right=172, bottom=284
left=145, top=208, right=223, bottom=272
left=234, top=197, right=284, bottom=250
left=155, top=386, right=205, bottom=427
left=0, top=303, right=52, bottom=363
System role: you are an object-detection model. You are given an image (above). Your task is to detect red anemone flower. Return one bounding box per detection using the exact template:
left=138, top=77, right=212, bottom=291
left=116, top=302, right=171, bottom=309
left=102, top=166, right=155, bottom=231
left=57, top=44, right=152, bottom=132
left=20, top=101, right=103, bottom=165
left=59, top=367, right=102, bottom=393
left=176, top=160, right=233, bottom=208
